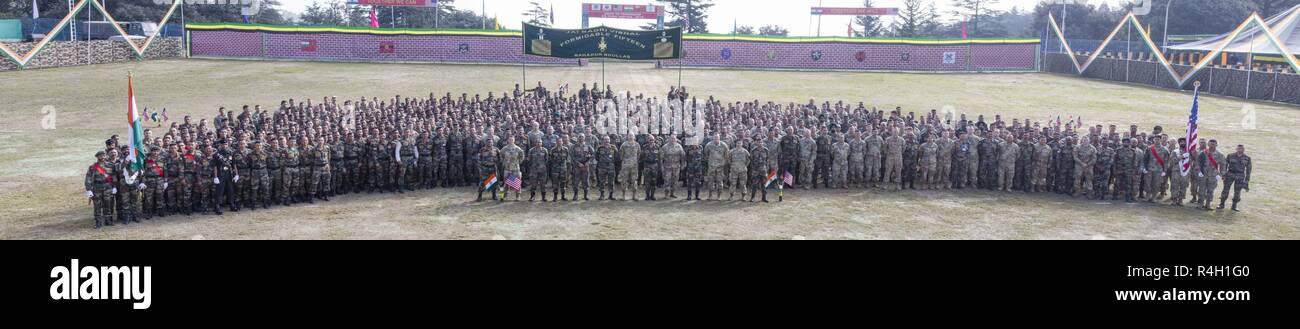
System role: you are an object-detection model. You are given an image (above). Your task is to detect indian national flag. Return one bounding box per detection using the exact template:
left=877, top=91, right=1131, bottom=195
left=126, top=74, right=147, bottom=171
left=482, top=172, right=498, bottom=190
left=765, top=170, right=780, bottom=188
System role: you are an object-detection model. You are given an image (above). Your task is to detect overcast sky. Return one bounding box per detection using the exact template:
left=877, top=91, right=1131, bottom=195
left=277, top=0, right=1128, bottom=36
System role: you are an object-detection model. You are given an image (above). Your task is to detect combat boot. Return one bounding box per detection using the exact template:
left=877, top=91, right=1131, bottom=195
left=761, top=190, right=769, bottom=202
left=583, top=190, right=589, bottom=201
left=529, top=191, right=536, bottom=201
left=1217, top=199, right=1226, bottom=210
left=476, top=190, right=484, bottom=202
left=1231, top=201, right=1240, bottom=212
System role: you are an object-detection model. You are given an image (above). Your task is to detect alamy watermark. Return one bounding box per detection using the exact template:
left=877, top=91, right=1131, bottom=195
left=41, top=105, right=57, bottom=130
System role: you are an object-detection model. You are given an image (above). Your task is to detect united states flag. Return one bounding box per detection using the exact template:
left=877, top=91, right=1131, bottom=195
left=782, top=171, right=794, bottom=187
left=505, top=173, right=522, bottom=191
left=1180, top=88, right=1200, bottom=177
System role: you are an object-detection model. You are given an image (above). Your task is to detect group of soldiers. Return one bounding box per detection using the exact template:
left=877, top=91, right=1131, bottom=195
left=83, top=82, right=1255, bottom=229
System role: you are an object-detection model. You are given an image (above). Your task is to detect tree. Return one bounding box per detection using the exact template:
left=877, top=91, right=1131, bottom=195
left=854, top=0, right=886, bottom=37
left=524, top=1, right=550, bottom=27
left=645, top=0, right=713, bottom=33
left=300, top=0, right=347, bottom=26
left=758, top=24, right=788, bottom=36
left=1031, top=0, right=1259, bottom=43
left=891, top=0, right=928, bottom=37
left=1253, top=0, right=1300, bottom=18
left=951, top=0, right=1005, bottom=37
left=735, top=25, right=755, bottom=35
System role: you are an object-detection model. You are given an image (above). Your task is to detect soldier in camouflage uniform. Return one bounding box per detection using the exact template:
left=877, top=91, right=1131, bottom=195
left=707, top=132, right=728, bottom=198
left=165, top=144, right=183, bottom=215
left=550, top=137, right=571, bottom=201
left=641, top=135, right=661, bottom=201
left=749, top=138, right=770, bottom=202
left=920, top=134, right=939, bottom=190
left=619, top=134, right=641, bottom=201
left=595, top=136, right=617, bottom=200
left=142, top=149, right=166, bottom=219
left=864, top=126, right=883, bottom=188
left=571, top=135, right=595, bottom=200
left=1073, top=136, right=1097, bottom=197
left=250, top=142, right=270, bottom=209
left=997, top=133, right=1018, bottom=192
left=85, top=151, right=116, bottom=229
left=1113, top=138, right=1138, bottom=202
left=727, top=140, right=750, bottom=200
left=196, top=144, right=215, bottom=213
left=1198, top=139, right=1225, bottom=210
left=831, top=134, right=850, bottom=189
left=685, top=143, right=705, bottom=200
left=1219, top=144, right=1250, bottom=211
left=658, top=135, right=685, bottom=199
left=500, top=136, right=526, bottom=201
left=477, top=136, right=500, bottom=202
left=883, top=128, right=904, bottom=190
left=1142, top=135, right=1169, bottom=202
left=231, top=141, right=249, bottom=211
left=936, top=130, right=954, bottom=190
left=814, top=128, right=832, bottom=188
left=527, top=139, right=550, bottom=201
left=1032, top=137, right=1052, bottom=193
left=1093, top=139, right=1115, bottom=200
left=779, top=127, right=800, bottom=191
left=848, top=130, right=866, bottom=188
left=798, top=129, right=816, bottom=189
left=283, top=138, right=300, bottom=204
left=432, top=128, right=448, bottom=188
left=181, top=144, right=199, bottom=214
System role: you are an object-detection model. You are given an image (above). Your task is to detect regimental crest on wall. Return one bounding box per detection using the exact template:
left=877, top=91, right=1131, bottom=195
left=721, top=48, right=732, bottom=60
left=766, top=50, right=777, bottom=61
left=900, top=52, right=910, bottom=62
left=855, top=51, right=866, bottom=62
left=379, top=41, right=395, bottom=54
left=301, top=40, right=317, bottom=52
left=811, top=50, right=822, bottom=61
left=458, top=43, right=470, bottom=54
left=943, top=52, right=957, bottom=64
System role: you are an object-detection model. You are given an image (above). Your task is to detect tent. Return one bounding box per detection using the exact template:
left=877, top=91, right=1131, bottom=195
left=1170, top=4, right=1300, bottom=56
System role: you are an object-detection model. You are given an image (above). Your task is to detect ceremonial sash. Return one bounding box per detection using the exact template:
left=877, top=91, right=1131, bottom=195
left=1148, top=145, right=1164, bottom=167
left=1207, top=152, right=1219, bottom=171
left=93, top=163, right=113, bottom=185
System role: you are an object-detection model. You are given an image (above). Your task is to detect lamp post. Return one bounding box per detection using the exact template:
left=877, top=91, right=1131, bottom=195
left=1162, top=0, right=1176, bottom=52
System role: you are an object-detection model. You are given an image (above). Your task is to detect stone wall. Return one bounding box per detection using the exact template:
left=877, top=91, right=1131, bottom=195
left=189, top=27, right=1037, bottom=72
left=190, top=29, right=584, bottom=66
left=660, top=40, right=1038, bottom=72
left=0, top=37, right=183, bottom=71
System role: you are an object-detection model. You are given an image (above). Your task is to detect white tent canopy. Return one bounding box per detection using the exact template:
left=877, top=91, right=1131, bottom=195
left=1169, top=4, right=1300, bottom=55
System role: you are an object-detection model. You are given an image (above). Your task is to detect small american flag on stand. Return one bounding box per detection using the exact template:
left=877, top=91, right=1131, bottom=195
left=782, top=170, right=794, bottom=187
left=505, top=173, right=522, bottom=191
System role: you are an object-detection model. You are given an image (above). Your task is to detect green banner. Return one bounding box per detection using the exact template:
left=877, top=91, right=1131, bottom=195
left=523, top=23, right=682, bottom=60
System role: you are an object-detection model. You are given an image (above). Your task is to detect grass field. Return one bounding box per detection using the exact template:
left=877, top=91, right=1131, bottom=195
left=1, top=59, right=1298, bottom=239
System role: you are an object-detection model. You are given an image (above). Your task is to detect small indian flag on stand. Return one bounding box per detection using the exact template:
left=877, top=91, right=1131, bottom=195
left=765, top=170, right=780, bottom=188
left=482, top=172, right=498, bottom=190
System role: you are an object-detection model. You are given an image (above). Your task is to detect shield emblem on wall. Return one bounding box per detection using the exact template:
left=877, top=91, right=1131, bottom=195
left=458, top=43, right=470, bottom=54
left=811, top=50, right=822, bottom=61
left=721, top=48, right=732, bottom=60
left=766, top=50, right=777, bottom=60
left=379, top=41, right=395, bottom=54
left=855, top=51, right=866, bottom=62
left=900, top=52, right=910, bottom=62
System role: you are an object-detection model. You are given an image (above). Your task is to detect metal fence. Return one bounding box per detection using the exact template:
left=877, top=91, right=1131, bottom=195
left=1042, top=52, right=1300, bottom=105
